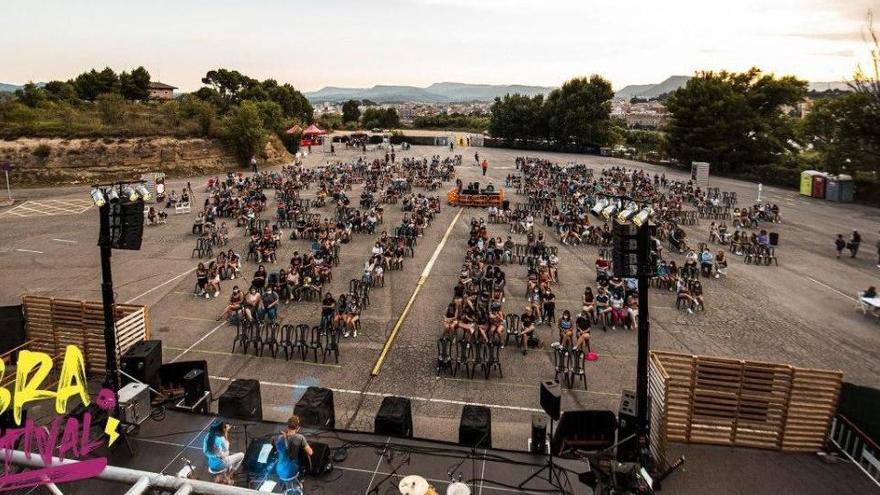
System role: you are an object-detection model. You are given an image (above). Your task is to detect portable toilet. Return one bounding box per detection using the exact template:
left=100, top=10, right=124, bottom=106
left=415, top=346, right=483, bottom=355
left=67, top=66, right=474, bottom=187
left=811, top=173, right=827, bottom=199
left=800, top=170, right=818, bottom=196
left=826, top=175, right=841, bottom=202
left=837, top=174, right=854, bottom=202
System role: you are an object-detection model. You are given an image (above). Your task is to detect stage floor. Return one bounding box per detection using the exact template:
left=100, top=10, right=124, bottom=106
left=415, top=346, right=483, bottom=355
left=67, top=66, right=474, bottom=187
left=45, top=409, right=584, bottom=495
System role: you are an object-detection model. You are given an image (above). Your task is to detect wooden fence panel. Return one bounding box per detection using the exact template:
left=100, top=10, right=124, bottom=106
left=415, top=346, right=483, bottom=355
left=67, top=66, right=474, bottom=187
left=651, top=351, right=841, bottom=454
left=648, top=353, right=669, bottom=470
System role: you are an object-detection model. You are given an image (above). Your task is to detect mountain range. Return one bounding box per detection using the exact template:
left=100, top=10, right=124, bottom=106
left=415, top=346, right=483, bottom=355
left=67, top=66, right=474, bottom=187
left=614, top=76, right=852, bottom=100
left=305, top=82, right=554, bottom=104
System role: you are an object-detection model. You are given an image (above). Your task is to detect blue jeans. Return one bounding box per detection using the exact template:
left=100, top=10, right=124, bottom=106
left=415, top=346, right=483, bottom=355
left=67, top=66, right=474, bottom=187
left=259, top=307, right=278, bottom=321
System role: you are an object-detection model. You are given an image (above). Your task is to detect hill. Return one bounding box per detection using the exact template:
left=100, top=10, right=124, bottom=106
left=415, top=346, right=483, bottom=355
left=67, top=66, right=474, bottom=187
left=306, top=82, right=553, bottom=103
left=615, top=76, right=852, bottom=100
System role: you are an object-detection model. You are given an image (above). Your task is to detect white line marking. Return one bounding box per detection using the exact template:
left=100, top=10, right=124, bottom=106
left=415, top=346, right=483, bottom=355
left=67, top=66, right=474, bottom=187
left=807, top=277, right=856, bottom=301
left=15, top=248, right=44, bottom=254
left=421, top=207, right=463, bottom=278
left=125, top=267, right=197, bottom=303
left=171, top=321, right=226, bottom=362
left=51, top=238, right=77, bottom=244
left=365, top=437, right=391, bottom=495
left=209, top=375, right=544, bottom=413
left=158, top=418, right=215, bottom=475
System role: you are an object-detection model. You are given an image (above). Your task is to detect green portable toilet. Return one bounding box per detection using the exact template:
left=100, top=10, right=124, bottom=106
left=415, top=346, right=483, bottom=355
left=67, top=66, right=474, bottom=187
left=800, top=170, right=818, bottom=196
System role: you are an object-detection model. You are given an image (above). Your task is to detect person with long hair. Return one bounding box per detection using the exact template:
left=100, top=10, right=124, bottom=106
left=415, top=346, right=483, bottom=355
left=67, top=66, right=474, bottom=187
left=275, top=415, right=314, bottom=493
left=203, top=421, right=243, bottom=484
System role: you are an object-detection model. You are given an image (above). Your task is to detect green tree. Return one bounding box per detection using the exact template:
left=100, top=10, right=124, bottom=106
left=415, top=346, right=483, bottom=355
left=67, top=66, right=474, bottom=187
left=179, top=95, right=219, bottom=136
left=254, top=100, right=285, bottom=131
left=96, top=92, right=126, bottom=125
left=625, top=129, right=668, bottom=158
left=342, top=99, right=361, bottom=123
left=43, top=80, right=79, bottom=103
left=223, top=101, right=267, bottom=164
left=120, top=66, right=151, bottom=101
left=361, top=107, right=399, bottom=129
left=545, top=75, right=615, bottom=147
left=665, top=68, right=807, bottom=173
left=73, top=67, right=120, bottom=101
left=489, top=93, right=544, bottom=143
left=14, top=82, right=47, bottom=108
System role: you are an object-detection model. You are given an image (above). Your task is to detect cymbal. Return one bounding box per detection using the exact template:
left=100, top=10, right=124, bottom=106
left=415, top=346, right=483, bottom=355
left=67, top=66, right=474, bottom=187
left=446, top=482, right=471, bottom=495
left=399, top=475, right=429, bottom=495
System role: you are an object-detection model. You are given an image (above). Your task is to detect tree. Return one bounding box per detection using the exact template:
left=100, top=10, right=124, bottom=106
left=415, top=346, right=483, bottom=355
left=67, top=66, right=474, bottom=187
left=43, top=80, right=79, bottom=103
left=14, top=82, right=47, bottom=108
left=73, top=67, right=120, bottom=101
left=665, top=68, right=807, bottom=173
left=223, top=101, right=267, bottom=164
left=179, top=95, right=219, bottom=136
left=120, top=66, right=151, bottom=101
left=545, top=75, right=615, bottom=147
left=253, top=100, right=285, bottom=131
left=361, top=107, right=399, bottom=129
left=489, top=93, right=544, bottom=143
left=96, top=93, right=126, bottom=125
left=342, top=100, right=361, bottom=123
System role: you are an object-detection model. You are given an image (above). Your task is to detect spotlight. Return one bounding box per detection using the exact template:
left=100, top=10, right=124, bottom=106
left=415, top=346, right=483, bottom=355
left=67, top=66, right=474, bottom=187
left=601, top=203, right=618, bottom=221
left=590, top=198, right=609, bottom=218
left=616, top=203, right=638, bottom=224
left=90, top=188, right=106, bottom=207
left=122, top=185, right=138, bottom=202
left=135, top=184, right=152, bottom=201
left=632, top=207, right=653, bottom=227
left=106, top=189, right=120, bottom=203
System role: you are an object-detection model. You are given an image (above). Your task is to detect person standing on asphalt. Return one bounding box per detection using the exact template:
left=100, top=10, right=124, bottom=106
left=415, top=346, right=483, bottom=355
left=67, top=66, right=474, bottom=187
left=481, top=159, right=488, bottom=176
left=835, top=234, right=846, bottom=259
left=250, top=155, right=258, bottom=173
left=474, top=151, right=479, bottom=165
left=848, top=230, right=861, bottom=258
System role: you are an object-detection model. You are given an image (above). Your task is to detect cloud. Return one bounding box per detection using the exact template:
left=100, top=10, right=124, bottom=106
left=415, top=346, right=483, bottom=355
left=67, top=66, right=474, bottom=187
left=784, top=31, right=864, bottom=41
left=812, top=49, right=856, bottom=57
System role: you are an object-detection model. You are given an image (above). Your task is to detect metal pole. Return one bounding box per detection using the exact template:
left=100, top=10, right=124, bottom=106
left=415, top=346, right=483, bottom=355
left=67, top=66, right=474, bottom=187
left=636, top=222, right=651, bottom=467
left=4, top=170, right=10, bottom=200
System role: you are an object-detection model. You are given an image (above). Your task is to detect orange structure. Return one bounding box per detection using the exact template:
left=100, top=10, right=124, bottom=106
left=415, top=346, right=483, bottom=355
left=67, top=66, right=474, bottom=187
left=447, top=187, right=504, bottom=207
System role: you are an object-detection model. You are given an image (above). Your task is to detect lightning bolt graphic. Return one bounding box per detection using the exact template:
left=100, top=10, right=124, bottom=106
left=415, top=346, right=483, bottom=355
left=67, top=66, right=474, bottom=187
left=104, top=416, right=120, bottom=446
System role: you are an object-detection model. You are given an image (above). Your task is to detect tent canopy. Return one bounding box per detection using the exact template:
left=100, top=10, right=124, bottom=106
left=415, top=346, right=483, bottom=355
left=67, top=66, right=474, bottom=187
left=302, top=124, right=326, bottom=136
left=285, top=124, right=303, bottom=135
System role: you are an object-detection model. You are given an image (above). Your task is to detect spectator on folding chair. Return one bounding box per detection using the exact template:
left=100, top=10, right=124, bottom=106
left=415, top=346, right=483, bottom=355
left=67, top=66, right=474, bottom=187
left=344, top=294, right=360, bottom=338
left=443, top=303, right=458, bottom=338
left=218, top=286, right=244, bottom=322
left=575, top=311, right=592, bottom=353
left=206, top=263, right=221, bottom=298
left=700, top=248, right=715, bottom=277
left=676, top=278, right=695, bottom=314
left=193, top=212, right=206, bottom=234
left=243, top=287, right=262, bottom=321
left=595, top=287, right=611, bottom=330
left=458, top=306, right=477, bottom=341
left=320, top=292, right=336, bottom=330
left=227, top=250, right=241, bottom=279
left=519, top=306, right=536, bottom=354
left=691, top=281, right=705, bottom=312
left=558, top=310, right=574, bottom=348
left=166, top=190, right=179, bottom=208
left=488, top=303, right=505, bottom=342
left=608, top=275, right=625, bottom=300
left=714, top=251, right=728, bottom=278
left=627, top=297, right=639, bottom=331
left=582, top=287, right=596, bottom=321
left=258, top=286, right=279, bottom=322
left=541, top=287, right=556, bottom=326
left=196, top=263, right=209, bottom=298
left=528, top=287, right=542, bottom=324
left=595, top=256, right=611, bottom=280
left=251, top=265, right=268, bottom=292
left=609, top=290, right=627, bottom=330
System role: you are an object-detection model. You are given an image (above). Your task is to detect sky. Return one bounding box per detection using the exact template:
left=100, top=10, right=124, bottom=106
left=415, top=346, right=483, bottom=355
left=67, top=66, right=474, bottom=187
left=0, top=0, right=875, bottom=92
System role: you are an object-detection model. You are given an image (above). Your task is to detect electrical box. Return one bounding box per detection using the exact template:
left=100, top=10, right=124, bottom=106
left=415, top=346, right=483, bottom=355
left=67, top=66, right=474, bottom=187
left=118, top=382, right=150, bottom=425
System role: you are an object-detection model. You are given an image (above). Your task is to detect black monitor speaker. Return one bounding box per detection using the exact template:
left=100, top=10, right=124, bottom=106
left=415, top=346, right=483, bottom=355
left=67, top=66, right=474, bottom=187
left=459, top=405, right=491, bottom=449
left=120, top=339, right=162, bottom=388
left=219, top=379, right=263, bottom=421
left=294, top=387, right=335, bottom=429
left=551, top=410, right=617, bottom=455
left=540, top=380, right=561, bottom=421
left=374, top=396, right=413, bottom=438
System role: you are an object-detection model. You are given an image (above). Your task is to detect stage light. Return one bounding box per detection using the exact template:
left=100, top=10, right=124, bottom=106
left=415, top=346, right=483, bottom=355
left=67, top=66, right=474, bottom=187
left=135, top=184, right=152, bottom=201
left=106, top=189, right=119, bottom=203
left=616, top=203, right=638, bottom=224
left=632, top=207, right=653, bottom=227
left=122, top=185, right=138, bottom=201
left=590, top=198, right=609, bottom=218
left=90, top=188, right=106, bottom=207
left=601, top=203, right=618, bottom=220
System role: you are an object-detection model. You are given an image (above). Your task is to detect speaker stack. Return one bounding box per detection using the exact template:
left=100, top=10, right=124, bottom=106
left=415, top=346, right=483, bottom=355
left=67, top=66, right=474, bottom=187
left=294, top=387, right=336, bottom=429
left=374, top=396, right=413, bottom=438
left=120, top=339, right=162, bottom=388
left=617, top=390, right=641, bottom=462
left=459, top=405, right=492, bottom=449
left=219, top=379, right=263, bottom=421
left=530, top=414, right=548, bottom=454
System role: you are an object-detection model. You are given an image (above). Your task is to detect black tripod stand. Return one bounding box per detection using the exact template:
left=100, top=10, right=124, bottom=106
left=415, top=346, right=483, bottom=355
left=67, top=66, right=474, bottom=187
left=518, top=417, right=560, bottom=490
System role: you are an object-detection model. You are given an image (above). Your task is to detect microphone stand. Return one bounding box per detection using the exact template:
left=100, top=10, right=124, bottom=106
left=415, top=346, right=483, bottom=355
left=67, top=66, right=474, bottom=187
left=367, top=452, right=410, bottom=495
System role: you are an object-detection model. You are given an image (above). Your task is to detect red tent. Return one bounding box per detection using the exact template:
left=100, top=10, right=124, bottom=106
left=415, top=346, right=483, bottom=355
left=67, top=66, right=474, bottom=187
left=302, top=124, right=326, bottom=136
left=285, top=124, right=303, bottom=135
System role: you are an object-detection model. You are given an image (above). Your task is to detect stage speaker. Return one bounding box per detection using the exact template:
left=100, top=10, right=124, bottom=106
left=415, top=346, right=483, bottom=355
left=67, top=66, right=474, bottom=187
left=540, top=380, right=561, bottom=421
left=114, top=198, right=145, bottom=251
left=304, top=441, right=332, bottom=476
left=617, top=390, right=646, bottom=463
left=157, top=360, right=209, bottom=402
left=0, top=305, right=26, bottom=357
left=374, top=396, right=413, bottom=438
left=121, top=339, right=162, bottom=388
left=459, top=405, right=492, bottom=449
left=183, top=369, right=206, bottom=406
left=294, top=387, right=335, bottom=429
left=551, top=410, right=617, bottom=455
left=243, top=437, right=277, bottom=478
left=219, top=379, right=263, bottom=421
left=530, top=414, right=548, bottom=454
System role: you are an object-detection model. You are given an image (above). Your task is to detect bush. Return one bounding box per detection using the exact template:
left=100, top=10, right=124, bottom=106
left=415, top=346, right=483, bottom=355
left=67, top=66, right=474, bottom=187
left=96, top=93, right=126, bottom=125
left=222, top=101, right=267, bottom=165
left=32, top=143, right=51, bottom=158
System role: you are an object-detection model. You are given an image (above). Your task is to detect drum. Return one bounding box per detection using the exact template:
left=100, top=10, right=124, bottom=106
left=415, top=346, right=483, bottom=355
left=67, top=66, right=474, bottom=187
left=399, top=475, right=430, bottom=495
left=446, top=482, right=471, bottom=495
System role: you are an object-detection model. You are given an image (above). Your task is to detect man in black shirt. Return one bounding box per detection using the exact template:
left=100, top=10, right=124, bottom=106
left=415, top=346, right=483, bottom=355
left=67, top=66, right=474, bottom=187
left=321, top=293, right=335, bottom=329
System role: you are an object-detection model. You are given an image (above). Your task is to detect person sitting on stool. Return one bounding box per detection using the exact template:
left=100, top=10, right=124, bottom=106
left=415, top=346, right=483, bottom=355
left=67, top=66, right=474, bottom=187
left=275, top=415, right=313, bottom=492
left=203, top=421, right=243, bottom=485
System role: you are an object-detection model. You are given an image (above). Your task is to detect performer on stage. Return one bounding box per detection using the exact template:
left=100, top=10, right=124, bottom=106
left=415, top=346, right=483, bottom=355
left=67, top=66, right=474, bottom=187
left=203, top=421, right=244, bottom=484
left=275, top=415, right=314, bottom=491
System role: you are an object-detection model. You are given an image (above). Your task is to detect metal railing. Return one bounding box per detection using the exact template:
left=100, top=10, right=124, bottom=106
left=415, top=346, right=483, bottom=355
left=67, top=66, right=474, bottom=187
left=829, top=414, right=880, bottom=488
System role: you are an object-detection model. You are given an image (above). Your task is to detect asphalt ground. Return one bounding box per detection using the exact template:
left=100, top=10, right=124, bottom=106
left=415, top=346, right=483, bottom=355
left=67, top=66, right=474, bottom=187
left=1, top=145, right=879, bottom=492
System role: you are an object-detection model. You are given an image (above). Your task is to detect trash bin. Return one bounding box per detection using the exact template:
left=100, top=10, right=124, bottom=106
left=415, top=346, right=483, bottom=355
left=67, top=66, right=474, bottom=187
left=826, top=175, right=841, bottom=202
left=811, top=174, right=827, bottom=199
left=769, top=232, right=779, bottom=246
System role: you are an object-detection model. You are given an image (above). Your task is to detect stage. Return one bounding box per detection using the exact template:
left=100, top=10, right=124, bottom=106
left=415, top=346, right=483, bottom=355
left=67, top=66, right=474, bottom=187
left=35, top=409, right=588, bottom=495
